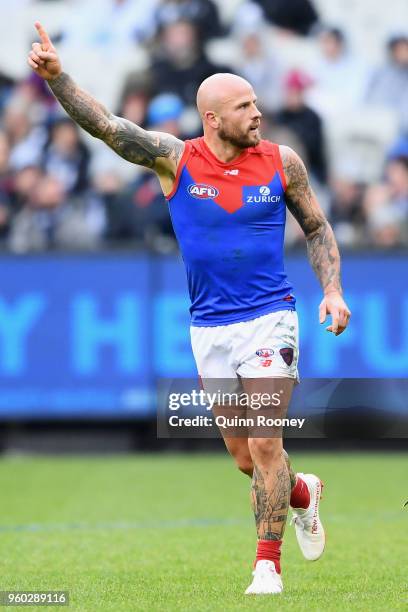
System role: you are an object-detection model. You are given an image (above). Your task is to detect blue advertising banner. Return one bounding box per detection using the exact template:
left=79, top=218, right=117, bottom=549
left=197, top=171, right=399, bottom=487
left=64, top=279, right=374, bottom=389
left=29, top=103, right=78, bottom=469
left=0, top=253, right=407, bottom=418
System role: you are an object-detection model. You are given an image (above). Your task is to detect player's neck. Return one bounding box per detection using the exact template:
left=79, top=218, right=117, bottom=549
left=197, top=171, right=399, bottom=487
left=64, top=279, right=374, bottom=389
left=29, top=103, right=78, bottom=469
left=203, top=135, right=246, bottom=164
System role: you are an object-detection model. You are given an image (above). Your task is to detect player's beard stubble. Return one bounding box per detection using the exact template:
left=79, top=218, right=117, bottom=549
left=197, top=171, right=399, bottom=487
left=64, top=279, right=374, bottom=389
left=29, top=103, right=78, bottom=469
left=218, top=121, right=261, bottom=149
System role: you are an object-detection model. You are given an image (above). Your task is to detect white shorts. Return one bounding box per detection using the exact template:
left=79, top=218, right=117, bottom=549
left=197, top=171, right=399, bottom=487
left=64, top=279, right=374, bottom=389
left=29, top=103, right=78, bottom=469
left=190, top=310, right=299, bottom=383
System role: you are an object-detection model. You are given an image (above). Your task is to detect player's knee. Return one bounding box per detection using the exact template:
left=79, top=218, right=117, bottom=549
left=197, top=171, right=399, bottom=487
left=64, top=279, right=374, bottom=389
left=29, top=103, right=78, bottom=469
left=235, top=456, right=253, bottom=476
left=248, top=437, right=282, bottom=463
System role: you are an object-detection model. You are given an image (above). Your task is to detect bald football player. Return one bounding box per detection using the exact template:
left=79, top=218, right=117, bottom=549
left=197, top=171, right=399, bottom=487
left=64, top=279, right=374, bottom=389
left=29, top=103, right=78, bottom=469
left=28, top=22, right=350, bottom=595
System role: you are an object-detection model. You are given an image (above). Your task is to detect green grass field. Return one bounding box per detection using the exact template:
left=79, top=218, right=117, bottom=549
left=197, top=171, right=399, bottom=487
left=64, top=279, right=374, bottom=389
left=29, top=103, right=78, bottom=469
left=0, top=452, right=406, bottom=611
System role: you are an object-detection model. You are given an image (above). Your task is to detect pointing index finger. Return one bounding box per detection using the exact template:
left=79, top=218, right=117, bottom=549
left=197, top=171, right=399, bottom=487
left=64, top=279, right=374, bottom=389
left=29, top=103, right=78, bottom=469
left=35, top=21, right=51, bottom=47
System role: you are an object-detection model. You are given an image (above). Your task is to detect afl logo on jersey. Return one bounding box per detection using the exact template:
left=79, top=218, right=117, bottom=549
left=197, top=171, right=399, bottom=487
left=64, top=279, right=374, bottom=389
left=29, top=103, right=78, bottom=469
left=188, top=183, right=219, bottom=199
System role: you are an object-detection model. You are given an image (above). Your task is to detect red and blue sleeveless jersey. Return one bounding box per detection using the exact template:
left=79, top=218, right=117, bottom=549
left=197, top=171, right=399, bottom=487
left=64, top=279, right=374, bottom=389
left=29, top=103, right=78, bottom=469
left=166, top=136, right=295, bottom=326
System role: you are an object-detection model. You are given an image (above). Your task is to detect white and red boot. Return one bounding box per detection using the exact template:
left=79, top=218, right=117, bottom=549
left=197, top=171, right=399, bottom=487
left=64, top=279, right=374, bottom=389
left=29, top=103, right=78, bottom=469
left=290, top=473, right=325, bottom=561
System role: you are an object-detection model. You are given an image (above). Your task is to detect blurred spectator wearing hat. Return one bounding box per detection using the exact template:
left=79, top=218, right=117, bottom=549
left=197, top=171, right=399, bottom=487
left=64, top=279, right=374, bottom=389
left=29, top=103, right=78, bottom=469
left=147, top=93, right=185, bottom=137
left=105, top=93, right=184, bottom=252
left=272, top=69, right=327, bottom=184
left=365, top=34, right=408, bottom=132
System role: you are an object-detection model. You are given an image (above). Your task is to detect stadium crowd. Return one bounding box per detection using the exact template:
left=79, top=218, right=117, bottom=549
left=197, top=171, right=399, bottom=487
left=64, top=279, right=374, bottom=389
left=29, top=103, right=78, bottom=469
left=0, top=0, right=407, bottom=253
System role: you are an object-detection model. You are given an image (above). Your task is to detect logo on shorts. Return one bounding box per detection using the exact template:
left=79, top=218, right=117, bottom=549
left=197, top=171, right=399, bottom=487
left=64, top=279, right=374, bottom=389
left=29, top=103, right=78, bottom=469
left=188, top=183, right=219, bottom=199
left=279, top=347, right=294, bottom=366
left=256, top=348, right=274, bottom=367
left=256, top=348, right=274, bottom=358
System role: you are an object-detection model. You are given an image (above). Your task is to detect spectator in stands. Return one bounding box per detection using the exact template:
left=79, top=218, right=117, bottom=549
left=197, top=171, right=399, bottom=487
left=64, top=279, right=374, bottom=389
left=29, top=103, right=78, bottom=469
left=365, top=34, right=408, bottom=132
left=8, top=167, right=49, bottom=252
left=147, top=93, right=185, bottom=138
left=0, top=131, right=11, bottom=240
left=328, top=176, right=366, bottom=247
left=117, top=71, right=152, bottom=129
left=153, top=0, right=224, bottom=43
left=61, top=0, right=159, bottom=49
left=366, top=204, right=406, bottom=247
left=385, top=142, right=408, bottom=217
left=8, top=173, right=105, bottom=253
left=251, top=0, right=319, bottom=36
left=234, top=29, right=284, bottom=112
left=150, top=20, right=231, bottom=106
left=0, top=130, right=11, bottom=192
left=3, top=98, right=45, bottom=170
left=41, top=118, right=90, bottom=196
left=307, top=26, right=370, bottom=117
left=9, top=165, right=42, bottom=212
left=1, top=7, right=406, bottom=253
left=106, top=93, right=182, bottom=251
left=363, top=139, right=408, bottom=247
left=273, top=69, right=327, bottom=184
left=24, top=72, right=57, bottom=112
left=0, top=70, right=15, bottom=114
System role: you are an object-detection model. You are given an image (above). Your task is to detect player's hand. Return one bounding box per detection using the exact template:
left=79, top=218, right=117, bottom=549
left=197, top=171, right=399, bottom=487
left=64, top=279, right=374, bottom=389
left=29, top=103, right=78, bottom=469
left=27, top=22, right=62, bottom=80
left=319, top=290, right=351, bottom=336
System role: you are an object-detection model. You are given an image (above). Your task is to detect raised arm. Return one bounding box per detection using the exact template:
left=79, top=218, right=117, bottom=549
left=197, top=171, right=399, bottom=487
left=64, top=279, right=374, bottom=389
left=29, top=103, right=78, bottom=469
left=47, top=74, right=184, bottom=174
left=280, top=145, right=351, bottom=335
left=27, top=22, right=184, bottom=192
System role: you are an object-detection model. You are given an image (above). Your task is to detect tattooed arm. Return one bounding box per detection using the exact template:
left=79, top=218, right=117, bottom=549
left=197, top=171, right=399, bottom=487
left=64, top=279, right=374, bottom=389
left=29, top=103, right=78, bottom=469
left=280, top=145, right=351, bottom=335
left=27, top=22, right=184, bottom=194
left=49, top=74, right=184, bottom=189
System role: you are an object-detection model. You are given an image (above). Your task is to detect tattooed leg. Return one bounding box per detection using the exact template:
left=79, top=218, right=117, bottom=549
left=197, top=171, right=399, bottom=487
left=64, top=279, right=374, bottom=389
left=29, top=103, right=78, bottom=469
left=248, top=439, right=291, bottom=540
left=216, top=436, right=296, bottom=492
left=242, top=378, right=294, bottom=540
left=283, top=449, right=297, bottom=490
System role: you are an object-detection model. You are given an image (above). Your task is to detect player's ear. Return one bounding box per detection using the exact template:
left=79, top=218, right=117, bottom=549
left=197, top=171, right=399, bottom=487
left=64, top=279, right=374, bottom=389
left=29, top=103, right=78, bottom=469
left=205, top=110, right=220, bottom=129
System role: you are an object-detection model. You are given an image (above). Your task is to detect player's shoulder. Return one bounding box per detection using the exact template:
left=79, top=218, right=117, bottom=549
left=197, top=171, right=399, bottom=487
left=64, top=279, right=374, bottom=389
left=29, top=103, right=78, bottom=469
left=277, top=145, right=308, bottom=178
left=185, top=136, right=204, bottom=155
left=278, top=145, right=307, bottom=167
left=250, top=139, right=279, bottom=156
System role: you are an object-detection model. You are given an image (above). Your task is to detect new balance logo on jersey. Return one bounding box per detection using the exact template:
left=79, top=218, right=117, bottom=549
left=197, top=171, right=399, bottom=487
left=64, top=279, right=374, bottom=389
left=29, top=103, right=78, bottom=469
left=224, top=169, right=239, bottom=175
left=188, top=183, right=219, bottom=199
left=243, top=185, right=281, bottom=204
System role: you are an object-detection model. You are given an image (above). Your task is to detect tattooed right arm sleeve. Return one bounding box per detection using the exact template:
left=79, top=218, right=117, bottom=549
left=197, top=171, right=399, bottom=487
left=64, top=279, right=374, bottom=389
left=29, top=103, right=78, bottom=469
left=48, top=72, right=184, bottom=172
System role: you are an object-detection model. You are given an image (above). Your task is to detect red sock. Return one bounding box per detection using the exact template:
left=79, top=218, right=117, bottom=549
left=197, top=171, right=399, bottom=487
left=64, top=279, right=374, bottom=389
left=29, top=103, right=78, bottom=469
left=255, top=539, right=282, bottom=574
left=290, top=475, right=310, bottom=509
